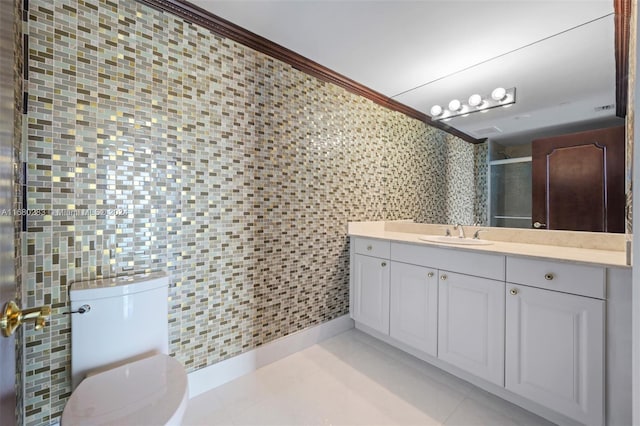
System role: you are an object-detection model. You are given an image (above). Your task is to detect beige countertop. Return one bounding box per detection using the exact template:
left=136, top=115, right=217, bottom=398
left=348, top=221, right=631, bottom=268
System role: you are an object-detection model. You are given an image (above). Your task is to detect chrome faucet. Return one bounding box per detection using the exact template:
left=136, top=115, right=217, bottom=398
left=454, top=223, right=465, bottom=239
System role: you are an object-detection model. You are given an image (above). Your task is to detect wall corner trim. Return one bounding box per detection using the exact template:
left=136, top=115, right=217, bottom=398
left=615, top=0, right=631, bottom=118
left=187, top=314, right=355, bottom=398
left=137, top=0, right=482, bottom=144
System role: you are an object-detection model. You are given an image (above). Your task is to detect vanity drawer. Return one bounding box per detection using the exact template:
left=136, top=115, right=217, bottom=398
left=353, top=237, right=391, bottom=258
left=391, top=242, right=505, bottom=281
left=506, top=257, right=605, bottom=299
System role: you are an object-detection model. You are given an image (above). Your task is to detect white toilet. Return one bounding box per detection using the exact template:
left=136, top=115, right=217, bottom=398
left=61, top=272, right=188, bottom=426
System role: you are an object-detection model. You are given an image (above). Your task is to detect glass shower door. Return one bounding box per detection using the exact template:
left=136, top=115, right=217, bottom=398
left=489, top=158, right=532, bottom=228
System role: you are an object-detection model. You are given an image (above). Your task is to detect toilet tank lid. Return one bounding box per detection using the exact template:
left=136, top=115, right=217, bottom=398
left=70, top=272, right=168, bottom=301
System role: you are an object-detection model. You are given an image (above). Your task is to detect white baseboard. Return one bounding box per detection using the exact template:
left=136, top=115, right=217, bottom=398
left=188, top=314, right=354, bottom=398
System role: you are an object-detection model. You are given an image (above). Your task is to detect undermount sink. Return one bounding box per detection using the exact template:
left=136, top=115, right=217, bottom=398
left=418, top=235, right=493, bottom=246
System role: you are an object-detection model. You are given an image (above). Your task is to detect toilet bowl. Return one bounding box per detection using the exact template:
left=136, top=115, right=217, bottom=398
left=61, top=354, right=188, bottom=426
left=61, top=273, right=188, bottom=425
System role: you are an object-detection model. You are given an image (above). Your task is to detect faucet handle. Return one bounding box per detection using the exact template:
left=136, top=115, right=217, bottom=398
left=445, top=228, right=451, bottom=237
left=473, top=229, right=485, bottom=239
left=453, top=223, right=466, bottom=238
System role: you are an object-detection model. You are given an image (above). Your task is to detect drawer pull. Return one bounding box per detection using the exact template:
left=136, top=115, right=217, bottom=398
left=381, top=262, right=387, bottom=267
left=440, top=274, right=447, bottom=281
left=428, top=272, right=434, bottom=278
left=367, top=245, right=373, bottom=251
left=544, top=273, right=554, bottom=281
left=510, top=288, right=519, bottom=295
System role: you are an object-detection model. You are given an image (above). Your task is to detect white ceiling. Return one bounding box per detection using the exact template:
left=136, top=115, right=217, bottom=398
left=190, top=0, right=623, bottom=143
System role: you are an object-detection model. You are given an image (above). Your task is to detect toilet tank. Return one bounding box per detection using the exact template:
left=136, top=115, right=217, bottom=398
left=69, top=272, right=169, bottom=389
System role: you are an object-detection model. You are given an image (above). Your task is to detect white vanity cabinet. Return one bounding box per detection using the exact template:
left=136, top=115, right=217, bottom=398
left=388, top=241, right=506, bottom=382
left=389, top=262, right=438, bottom=356
left=505, top=258, right=605, bottom=426
left=438, top=271, right=505, bottom=386
left=348, top=236, right=627, bottom=426
left=351, top=238, right=391, bottom=335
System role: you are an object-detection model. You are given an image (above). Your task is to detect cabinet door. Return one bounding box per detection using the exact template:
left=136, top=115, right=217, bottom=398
left=506, top=285, right=604, bottom=426
left=352, top=254, right=390, bottom=334
left=390, top=262, right=438, bottom=356
left=438, top=271, right=505, bottom=386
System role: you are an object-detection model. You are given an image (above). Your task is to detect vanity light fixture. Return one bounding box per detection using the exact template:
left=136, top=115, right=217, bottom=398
left=430, top=87, right=516, bottom=121
left=491, top=87, right=507, bottom=102
left=430, top=104, right=444, bottom=117
left=468, top=94, right=484, bottom=108
left=448, top=99, right=462, bottom=112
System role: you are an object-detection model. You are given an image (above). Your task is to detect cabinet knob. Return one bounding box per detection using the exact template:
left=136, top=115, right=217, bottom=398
left=428, top=272, right=434, bottom=278
left=367, top=245, right=373, bottom=251
left=510, top=288, right=519, bottom=295
left=440, top=274, right=447, bottom=281
left=381, top=262, right=387, bottom=267
left=544, top=273, right=554, bottom=281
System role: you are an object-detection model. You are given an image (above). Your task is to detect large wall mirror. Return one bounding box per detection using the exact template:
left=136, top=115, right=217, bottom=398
left=391, top=1, right=630, bottom=233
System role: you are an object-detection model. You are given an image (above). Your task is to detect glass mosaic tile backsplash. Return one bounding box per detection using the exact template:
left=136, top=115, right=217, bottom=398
left=22, top=0, right=484, bottom=423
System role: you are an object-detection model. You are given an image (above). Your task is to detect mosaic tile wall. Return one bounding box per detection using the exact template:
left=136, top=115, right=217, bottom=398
left=474, top=142, right=489, bottom=225
left=384, top=121, right=488, bottom=225
left=22, top=0, right=484, bottom=424
left=440, top=134, right=476, bottom=224
left=12, top=0, right=24, bottom=424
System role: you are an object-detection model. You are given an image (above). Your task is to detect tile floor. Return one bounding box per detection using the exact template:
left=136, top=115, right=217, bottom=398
left=182, top=329, right=555, bottom=426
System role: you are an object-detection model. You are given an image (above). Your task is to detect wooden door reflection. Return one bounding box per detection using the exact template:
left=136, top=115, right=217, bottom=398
left=532, top=126, right=625, bottom=233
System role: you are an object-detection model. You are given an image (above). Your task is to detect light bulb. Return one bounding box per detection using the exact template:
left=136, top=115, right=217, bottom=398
left=491, top=87, right=507, bottom=102
left=448, top=99, right=462, bottom=112
left=468, top=94, right=484, bottom=108
left=430, top=105, right=443, bottom=117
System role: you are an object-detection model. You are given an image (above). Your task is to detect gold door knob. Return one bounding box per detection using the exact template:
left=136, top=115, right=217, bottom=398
left=510, top=288, right=519, bottom=295
left=381, top=262, right=387, bottom=267
left=440, top=274, right=447, bottom=280
left=367, top=245, right=373, bottom=251
left=428, top=272, right=434, bottom=278
left=544, top=273, right=554, bottom=281
left=0, top=301, right=51, bottom=337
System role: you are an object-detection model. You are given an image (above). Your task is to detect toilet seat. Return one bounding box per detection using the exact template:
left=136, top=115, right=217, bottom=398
left=61, top=354, right=188, bottom=426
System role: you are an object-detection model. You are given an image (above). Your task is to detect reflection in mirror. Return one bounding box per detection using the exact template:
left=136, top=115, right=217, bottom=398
left=489, top=125, right=626, bottom=233
left=392, top=2, right=629, bottom=233
left=489, top=157, right=532, bottom=229
left=394, top=0, right=629, bottom=232
left=531, top=126, right=626, bottom=233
